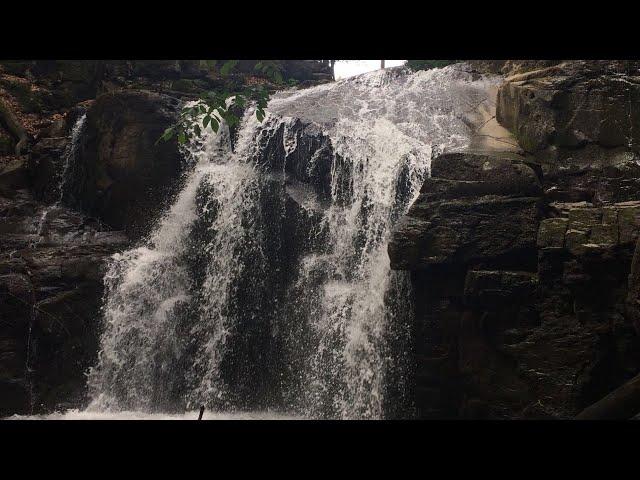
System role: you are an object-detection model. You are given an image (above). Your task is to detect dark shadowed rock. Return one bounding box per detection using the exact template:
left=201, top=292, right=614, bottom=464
left=464, top=270, right=537, bottom=309
left=0, top=158, right=29, bottom=191
left=70, top=90, right=183, bottom=238
left=389, top=152, right=542, bottom=270
left=254, top=116, right=338, bottom=200
left=0, top=186, right=128, bottom=415
left=390, top=97, right=640, bottom=418
left=27, top=137, right=69, bottom=202
left=626, top=236, right=640, bottom=336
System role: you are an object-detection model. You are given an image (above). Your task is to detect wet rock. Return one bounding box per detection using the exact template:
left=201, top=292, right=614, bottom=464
left=391, top=196, right=540, bottom=269
left=496, top=61, right=640, bottom=207
left=70, top=89, right=183, bottom=238
left=541, top=147, right=640, bottom=205
left=540, top=202, right=640, bottom=256
left=0, top=127, right=14, bottom=155
left=391, top=121, right=640, bottom=417
left=0, top=157, right=29, bottom=190
left=464, top=270, right=537, bottom=309
left=0, top=272, right=34, bottom=417
left=0, top=273, right=35, bottom=329
left=389, top=152, right=542, bottom=270
left=0, top=184, right=128, bottom=415
left=497, top=61, right=640, bottom=154
left=537, top=218, right=568, bottom=248
left=255, top=116, right=338, bottom=200
left=29, top=285, right=105, bottom=409
left=27, top=136, right=69, bottom=202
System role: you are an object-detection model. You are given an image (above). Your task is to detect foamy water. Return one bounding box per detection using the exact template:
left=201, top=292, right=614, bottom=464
left=7, top=410, right=300, bottom=420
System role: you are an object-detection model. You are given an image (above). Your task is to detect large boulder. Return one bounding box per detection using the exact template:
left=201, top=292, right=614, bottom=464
left=390, top=146, right=640, bottom=418
left=255, top=116, right=336, bottom=200
left=69, top=89, right=183, bottom=238
left=388, top=152, right=542, bottom=270
left=497, top=61, right=640, bottom=154
left=497, top=61, right=640, bottom=206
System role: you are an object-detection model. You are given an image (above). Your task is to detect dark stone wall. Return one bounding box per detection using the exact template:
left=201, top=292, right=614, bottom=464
left=389, top=61, right=640, bottom=419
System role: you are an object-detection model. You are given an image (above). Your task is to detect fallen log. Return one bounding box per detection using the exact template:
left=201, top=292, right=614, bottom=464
left=0, top=97, right=29, bottom=155
left=575, top=372, right=640, bottom=420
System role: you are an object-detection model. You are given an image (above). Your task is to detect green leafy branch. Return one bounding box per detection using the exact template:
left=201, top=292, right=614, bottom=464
left=158, top=60, right=295, bottom=145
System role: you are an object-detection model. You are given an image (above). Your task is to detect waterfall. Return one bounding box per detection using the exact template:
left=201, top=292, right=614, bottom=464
left=24, top=113, right=88, bottom=410
left=86, top=64, right=503, bottom=419
left=33, top=113, right=87, bottom=243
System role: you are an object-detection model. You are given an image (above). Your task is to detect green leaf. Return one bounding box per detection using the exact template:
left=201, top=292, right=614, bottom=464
left=256, top=109, right=264, bottom=122
left=178, top=132, right=187, bottom=144
left=211, top=118, right=219, bottom=133
left=203, top=116, right=210, bottom=128
left=155, top=126, right=175, bottom=144
left=227, top=114, right=238, bottom=127
left=220, top=60, right=239, bottom=76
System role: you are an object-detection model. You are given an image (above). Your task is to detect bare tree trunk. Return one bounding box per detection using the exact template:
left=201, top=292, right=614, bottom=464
left=381, top=60, right=386, bottom=70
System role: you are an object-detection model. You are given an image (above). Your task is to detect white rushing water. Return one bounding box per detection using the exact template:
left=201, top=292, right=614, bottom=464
left=79, top=64, right=503, bottom=420
left=8, top=410, right=298, bottom=420
left=33, top=113, right=87, bottom=243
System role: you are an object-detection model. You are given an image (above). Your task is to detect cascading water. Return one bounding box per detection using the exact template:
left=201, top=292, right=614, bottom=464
left=86, top=64, right=504, bottom=419
left=33, top=113, right=87, bottom=243
left=23, top=113, right=88, bottom=414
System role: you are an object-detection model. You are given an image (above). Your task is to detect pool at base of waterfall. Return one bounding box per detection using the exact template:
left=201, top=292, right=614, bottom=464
left=6, top=409, right=301, bottom=420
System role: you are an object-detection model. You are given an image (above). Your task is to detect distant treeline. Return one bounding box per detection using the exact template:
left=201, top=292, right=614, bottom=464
left=406, top=60, right=458, bottom=71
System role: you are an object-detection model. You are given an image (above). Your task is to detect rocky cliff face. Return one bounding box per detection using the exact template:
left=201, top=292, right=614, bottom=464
left=389, top=60, right=640, bottom=418
left=0, top=60, right=332, bottom=416
left=3, top=59, right=638, bottom=419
